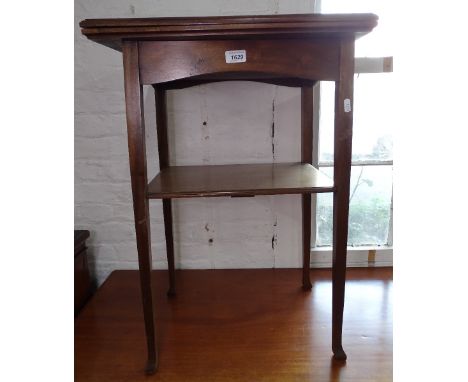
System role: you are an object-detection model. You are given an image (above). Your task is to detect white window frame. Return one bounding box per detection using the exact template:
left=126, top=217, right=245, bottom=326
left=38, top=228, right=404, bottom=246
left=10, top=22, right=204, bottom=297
left=310, top=56, right=394, bottom=267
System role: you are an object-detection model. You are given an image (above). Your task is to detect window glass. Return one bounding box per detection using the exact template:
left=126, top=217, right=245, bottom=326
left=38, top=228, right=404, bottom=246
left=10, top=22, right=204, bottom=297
left=316, top=165, right=393, bottom=246
left=319, top=74, right=394, bottom=163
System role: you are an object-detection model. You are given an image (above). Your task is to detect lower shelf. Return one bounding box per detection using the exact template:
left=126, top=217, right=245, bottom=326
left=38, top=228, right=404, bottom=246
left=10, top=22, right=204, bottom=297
left=147, top=162, right=334, bottom=199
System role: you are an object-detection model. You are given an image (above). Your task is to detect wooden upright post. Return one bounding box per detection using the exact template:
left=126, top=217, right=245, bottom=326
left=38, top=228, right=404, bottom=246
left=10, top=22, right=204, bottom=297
left=301, top=84, right=315, bottom=290
left=123, top=41, right=158, bottom=374
left=332, top=38, right=355, bottom=361
left=154, top=87, right=176, bottom=297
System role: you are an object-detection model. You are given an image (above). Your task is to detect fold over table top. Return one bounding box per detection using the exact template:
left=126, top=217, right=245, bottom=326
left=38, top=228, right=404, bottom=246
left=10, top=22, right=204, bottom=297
left=80, top=13, right=378, bottom=51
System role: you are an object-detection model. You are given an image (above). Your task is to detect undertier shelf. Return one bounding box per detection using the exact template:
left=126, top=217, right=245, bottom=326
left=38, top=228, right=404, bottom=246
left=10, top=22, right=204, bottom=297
left=147, top=163, right=334, bottom=199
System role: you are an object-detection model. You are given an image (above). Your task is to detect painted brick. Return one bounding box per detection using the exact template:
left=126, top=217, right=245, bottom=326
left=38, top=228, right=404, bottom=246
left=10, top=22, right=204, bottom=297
left=75, top=0, right=314, bottom=286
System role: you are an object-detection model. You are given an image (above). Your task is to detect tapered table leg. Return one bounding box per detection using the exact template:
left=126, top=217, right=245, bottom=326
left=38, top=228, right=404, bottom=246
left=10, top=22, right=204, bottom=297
left=162, top=199, right=176, bottom=296
left=332, top=38, right=355, bottom=361
left=123, top=41, right=158, bottom=374
left=302, top=193, right=312, bottom=290
left=154, top=87, right=176, bottom=297
left=301, top=84, right=315, bottom=290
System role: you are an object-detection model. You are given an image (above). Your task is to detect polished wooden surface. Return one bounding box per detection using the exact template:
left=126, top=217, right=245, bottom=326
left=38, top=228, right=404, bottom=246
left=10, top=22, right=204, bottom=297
left=154, top=87, right=176, bottom=297
left=74, top=230, right=92, bottom=315
left=331, top=38, right=355, bottom=361
left=159, top=77, right=317, bottom=90
left=122, top=41, right=158, bottom=373
left=301, top=85, right=314, bottom=290
left=147, top=163, right=334, bottom=199
left=75, top=268, right=393, bottom=382
left=80, top=13, right=378, bottom=51
left=139, top=39, right=340, bottom=84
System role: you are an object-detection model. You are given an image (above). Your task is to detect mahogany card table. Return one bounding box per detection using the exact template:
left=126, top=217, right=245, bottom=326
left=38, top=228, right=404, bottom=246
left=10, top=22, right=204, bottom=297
left=80, top=13, right=378, bottom=374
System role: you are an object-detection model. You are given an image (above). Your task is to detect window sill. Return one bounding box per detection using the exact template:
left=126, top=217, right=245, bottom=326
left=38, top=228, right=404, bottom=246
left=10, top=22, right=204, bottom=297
left=310, top=246, right=393, bottom=268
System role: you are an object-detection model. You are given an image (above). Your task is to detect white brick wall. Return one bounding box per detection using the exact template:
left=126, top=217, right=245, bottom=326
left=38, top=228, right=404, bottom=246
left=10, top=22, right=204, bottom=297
left=75, top=0, right=316, bottom=285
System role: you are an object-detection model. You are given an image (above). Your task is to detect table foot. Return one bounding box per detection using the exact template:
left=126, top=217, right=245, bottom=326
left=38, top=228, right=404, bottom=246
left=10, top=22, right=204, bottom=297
left=302, top=282, right=312, bottom=291
left=144, top=358, right=158, bottom=375
left=332, top=346, right=347, bottom=361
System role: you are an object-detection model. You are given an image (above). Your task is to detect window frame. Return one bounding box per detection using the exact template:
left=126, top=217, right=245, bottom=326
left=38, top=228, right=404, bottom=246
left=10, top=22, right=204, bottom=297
left=310, top=56, right=394, bottom=265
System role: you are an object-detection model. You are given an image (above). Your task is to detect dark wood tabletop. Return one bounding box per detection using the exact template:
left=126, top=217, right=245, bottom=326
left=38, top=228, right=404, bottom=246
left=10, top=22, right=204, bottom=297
left=80, top=13, right=378, bottom=50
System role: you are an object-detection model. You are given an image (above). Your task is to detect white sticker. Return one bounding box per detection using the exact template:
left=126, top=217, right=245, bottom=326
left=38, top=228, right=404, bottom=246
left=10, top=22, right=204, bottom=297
left=344, top=98, right=351, bottom=113
left=225, top=50, right=246, bottom=64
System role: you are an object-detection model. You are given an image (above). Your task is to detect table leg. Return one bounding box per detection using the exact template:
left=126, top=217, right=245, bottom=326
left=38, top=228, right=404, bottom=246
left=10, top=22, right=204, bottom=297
left=162, top=199, right=176, bottom=296
left=123, top=41, right=158, bottom=374
left=302, top=193, right=312, bottom=290
left=301, top=84, right=315, bottom=290
left=332, top=38, right=355, bottom=361
left=154, top=87, right=176, bottom=297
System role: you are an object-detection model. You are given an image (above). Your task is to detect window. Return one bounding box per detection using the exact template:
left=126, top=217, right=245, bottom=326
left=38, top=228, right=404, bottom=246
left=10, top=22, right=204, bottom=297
left=313, top=0, right=394, bottom=249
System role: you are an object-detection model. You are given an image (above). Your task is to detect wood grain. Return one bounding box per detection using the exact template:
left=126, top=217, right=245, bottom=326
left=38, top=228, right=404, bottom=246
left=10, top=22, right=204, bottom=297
left=138, top=39, right=340, bottom=85
left=80, top=13, right=378, bottom=52
left=154, top=87, right=176, bottom=297
left=159, top=77, right=317, bottom=90
left=147, top=163, right=334, bottom=199
left=331, top=37, right=355, bottom=361
left=301, top=85, right=314, bottom=290
left=122, top=41, right=158, bottom=374
left=75, top=268, right=393, bottom=382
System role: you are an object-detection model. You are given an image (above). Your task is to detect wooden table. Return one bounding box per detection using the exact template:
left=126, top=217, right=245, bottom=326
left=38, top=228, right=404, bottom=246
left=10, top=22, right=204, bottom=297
left=79, top=13, right=378, bottom=375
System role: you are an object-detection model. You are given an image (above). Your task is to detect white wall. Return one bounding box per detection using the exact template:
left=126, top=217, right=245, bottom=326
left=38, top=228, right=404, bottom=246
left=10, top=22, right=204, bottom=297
left=75, top=1, right=317, bottom=285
